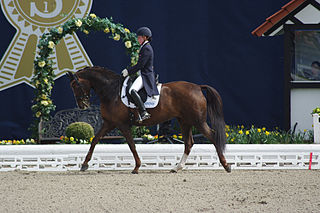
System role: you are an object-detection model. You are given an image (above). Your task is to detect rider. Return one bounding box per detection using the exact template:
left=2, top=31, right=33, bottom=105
left=121, top=27, right=159, bottom=122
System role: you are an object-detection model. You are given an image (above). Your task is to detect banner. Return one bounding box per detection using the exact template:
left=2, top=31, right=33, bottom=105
left=0, top=0, right=93, bottom=91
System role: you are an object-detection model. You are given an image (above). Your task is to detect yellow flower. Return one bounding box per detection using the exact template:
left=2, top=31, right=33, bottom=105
left=111, top=28, right=115, bottom=33
left=104, top=27, right=110, bottom=33
left=262, top=127, right=266, bottom=131
left=241, top=125, right=244, bottom=129
left=125, top=40, right=132, bottom=48
left=89, top=13, right=96, bottom=18
left=58, top=27, right=63, bottom=34
left=124, top=28, right=130, bottom=33
left=265, top=131, right=270, bottom=136
left=257, top=128, right=261, bottom=133
left=231, top=138, right=235, bottom=142
left=238, top=130, right=243, bottom=135
left=178, top=135, right=182, bottom=139
left=41, top=94, right=47, bottom=99
left=147, top=134, right=154, bottom=140
left=38, top=61, right=46, bottom=67
left=131, top=58, right=135, bottom=64
left=245, top=130, right=249, bottom=135
left=83, top=30, right=89, bottom=34
left=41, top=100, right=49, bottom=106
left=36, top=111, right=41, bottom=118
left=30, top=139, right=35, bottom=143
left=43, top=78, right=48, bottom=84
left=70, top=137, right=74, bottom=141
left=90, top=137, right=94, bottom=142
left=226, top=132, right=229, bottom=138
left=35, top=80, right=40, bottom=86
left=304, top=129, right=307, bottom=132
left=113, top=34, right=120, bottom=41
left=48, top=41, right=55, bottom=49
left=75, top=19, right=82, bottom=27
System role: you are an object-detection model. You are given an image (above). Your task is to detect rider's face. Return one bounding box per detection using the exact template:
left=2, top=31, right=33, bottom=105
left=137, top=36, right=146, bottom=45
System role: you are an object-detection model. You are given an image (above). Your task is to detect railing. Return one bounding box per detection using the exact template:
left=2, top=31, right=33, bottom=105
left=0, top=144, right=319, bottom=171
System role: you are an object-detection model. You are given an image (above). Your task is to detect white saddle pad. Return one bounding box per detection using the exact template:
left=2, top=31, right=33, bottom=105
left=120, top=76, right=162, bottom=109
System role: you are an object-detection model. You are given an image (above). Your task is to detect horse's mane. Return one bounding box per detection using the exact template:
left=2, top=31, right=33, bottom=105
left=76, top=66, right=121, bottom=102
left=77, top=66, right=120, bottom=81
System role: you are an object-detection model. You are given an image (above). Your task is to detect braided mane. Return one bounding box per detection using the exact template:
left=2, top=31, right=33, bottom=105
left=76, top=66, right=121, bottom=102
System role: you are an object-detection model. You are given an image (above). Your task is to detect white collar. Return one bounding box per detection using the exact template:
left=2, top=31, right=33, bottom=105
left=139, top=40, right=149, bottom=50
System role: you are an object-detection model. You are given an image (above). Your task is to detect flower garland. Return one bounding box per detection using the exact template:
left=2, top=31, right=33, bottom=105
left=312, top=107, right=320, bottom=116
left=31, top=14, right=140, bottom=137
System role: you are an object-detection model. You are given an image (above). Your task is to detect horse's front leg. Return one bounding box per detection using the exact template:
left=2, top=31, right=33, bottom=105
left=80, top=122, right=113, bottom=171
left=119, top=126, right=141, bottom=174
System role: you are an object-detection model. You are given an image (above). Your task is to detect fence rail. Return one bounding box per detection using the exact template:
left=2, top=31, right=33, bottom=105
left=0, top=144, right=319, bottom=171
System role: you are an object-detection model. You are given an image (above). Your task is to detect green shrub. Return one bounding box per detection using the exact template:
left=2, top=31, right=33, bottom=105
left=65, top=122, right=94, bottom=142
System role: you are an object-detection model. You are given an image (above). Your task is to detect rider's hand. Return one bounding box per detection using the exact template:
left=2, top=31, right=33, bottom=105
left=121, top=69, right=128, bottom=77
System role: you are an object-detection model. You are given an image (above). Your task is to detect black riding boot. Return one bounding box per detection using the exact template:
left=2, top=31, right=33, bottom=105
left=130, top=89, right=151, bottom=122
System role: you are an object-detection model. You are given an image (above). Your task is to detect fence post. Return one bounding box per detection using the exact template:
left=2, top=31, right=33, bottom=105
left=313, top=114, right=320, bottom=144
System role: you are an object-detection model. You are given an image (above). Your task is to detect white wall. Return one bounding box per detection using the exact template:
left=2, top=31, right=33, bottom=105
left=291, top=88, right=320, bottom=131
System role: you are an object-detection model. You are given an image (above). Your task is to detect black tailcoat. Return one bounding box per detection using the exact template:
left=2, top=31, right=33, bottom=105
left=128, top=42, right=159, bottom=96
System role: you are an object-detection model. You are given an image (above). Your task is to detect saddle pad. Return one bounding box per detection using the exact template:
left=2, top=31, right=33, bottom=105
left=121, top=76, right=162, bottom=109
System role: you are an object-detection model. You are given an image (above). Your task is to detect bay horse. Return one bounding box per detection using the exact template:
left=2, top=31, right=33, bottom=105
left=67, top=66, right=231, bottom=173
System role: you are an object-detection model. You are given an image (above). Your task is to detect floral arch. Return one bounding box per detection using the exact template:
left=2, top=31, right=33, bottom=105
left=31, top=14, right=140, bottom=136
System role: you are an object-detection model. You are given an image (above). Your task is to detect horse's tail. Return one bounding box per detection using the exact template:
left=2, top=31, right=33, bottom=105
left=200, top=85, right=226, bottom=153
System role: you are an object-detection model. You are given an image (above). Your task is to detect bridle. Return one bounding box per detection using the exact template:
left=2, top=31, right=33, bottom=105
left=72, top=74, right=90, bottom=108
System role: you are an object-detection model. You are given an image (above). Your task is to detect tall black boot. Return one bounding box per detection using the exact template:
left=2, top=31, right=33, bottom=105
left=130, top=89, right=151, bottom=122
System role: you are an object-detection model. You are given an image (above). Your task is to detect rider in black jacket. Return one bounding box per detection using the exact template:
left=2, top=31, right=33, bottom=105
left=122, top=27, right=159, bottom=122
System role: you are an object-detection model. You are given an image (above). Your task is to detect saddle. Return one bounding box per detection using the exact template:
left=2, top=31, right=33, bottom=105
left=120, top=75, right=162, bottom=109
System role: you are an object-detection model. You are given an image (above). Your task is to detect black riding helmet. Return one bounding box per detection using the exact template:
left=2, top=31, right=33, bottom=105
left=137, top=27, right=152, bottom=38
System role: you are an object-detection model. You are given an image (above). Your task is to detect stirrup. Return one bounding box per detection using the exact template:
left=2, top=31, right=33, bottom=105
left=137, top=112, right=151, bottom=123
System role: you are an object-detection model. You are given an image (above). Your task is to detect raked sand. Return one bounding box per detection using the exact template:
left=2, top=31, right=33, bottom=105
left=0, top=169, right=319, bottom=213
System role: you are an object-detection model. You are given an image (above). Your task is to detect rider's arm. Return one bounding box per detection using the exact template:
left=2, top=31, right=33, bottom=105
left=128, top=47, right=151, bottom=75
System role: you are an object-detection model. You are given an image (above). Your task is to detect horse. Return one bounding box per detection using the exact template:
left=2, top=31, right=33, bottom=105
left=67, top=66, right=231, bottom=174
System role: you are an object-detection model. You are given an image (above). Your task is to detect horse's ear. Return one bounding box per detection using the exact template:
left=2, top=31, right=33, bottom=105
left=66, top=71, right=74, bottom=81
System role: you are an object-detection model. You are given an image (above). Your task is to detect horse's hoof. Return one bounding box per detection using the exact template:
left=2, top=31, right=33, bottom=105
left=131, top=170, right=138, bottom=174
left=170, top=169, right=178, bottom=173
left=225, top=166, right=231, bottom=173
left=80, top=164, right=88, bottom=171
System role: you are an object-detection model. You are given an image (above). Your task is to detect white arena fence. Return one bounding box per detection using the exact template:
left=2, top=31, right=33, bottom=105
left=0, top=144, right=319, bottom=172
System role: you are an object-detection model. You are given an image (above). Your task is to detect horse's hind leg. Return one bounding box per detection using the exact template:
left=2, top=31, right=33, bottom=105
left=198, top=122, right=231, bottom=173
left=81, top=122, right=113, bottom=171
left=171, top=122, right=194, bottom=173
left=119, top=126, right=141, bottom=174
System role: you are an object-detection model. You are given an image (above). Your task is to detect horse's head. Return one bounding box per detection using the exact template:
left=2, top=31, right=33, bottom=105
left=66, top=71, right=91, bottom=110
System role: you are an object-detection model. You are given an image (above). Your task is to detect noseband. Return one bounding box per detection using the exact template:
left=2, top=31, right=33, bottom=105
left=72, top=74, right=90, bottom=108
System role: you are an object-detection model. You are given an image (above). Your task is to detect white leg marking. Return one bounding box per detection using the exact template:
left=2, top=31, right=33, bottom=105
left=173, top=153, right=188, bottom=172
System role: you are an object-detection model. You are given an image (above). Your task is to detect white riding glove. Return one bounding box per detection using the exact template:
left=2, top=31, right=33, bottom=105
left=121, top=69, right=129, bottom=77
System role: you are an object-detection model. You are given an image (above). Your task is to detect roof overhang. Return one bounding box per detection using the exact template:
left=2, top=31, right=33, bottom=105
left=252, top=0, right=320, bottom=37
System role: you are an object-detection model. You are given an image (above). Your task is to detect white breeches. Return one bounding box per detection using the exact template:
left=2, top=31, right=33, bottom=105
left=129, top=75, right=143, bottom=94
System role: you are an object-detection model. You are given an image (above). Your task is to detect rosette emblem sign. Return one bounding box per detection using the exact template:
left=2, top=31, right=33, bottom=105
left=0, top=0, right=93, bottom=91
